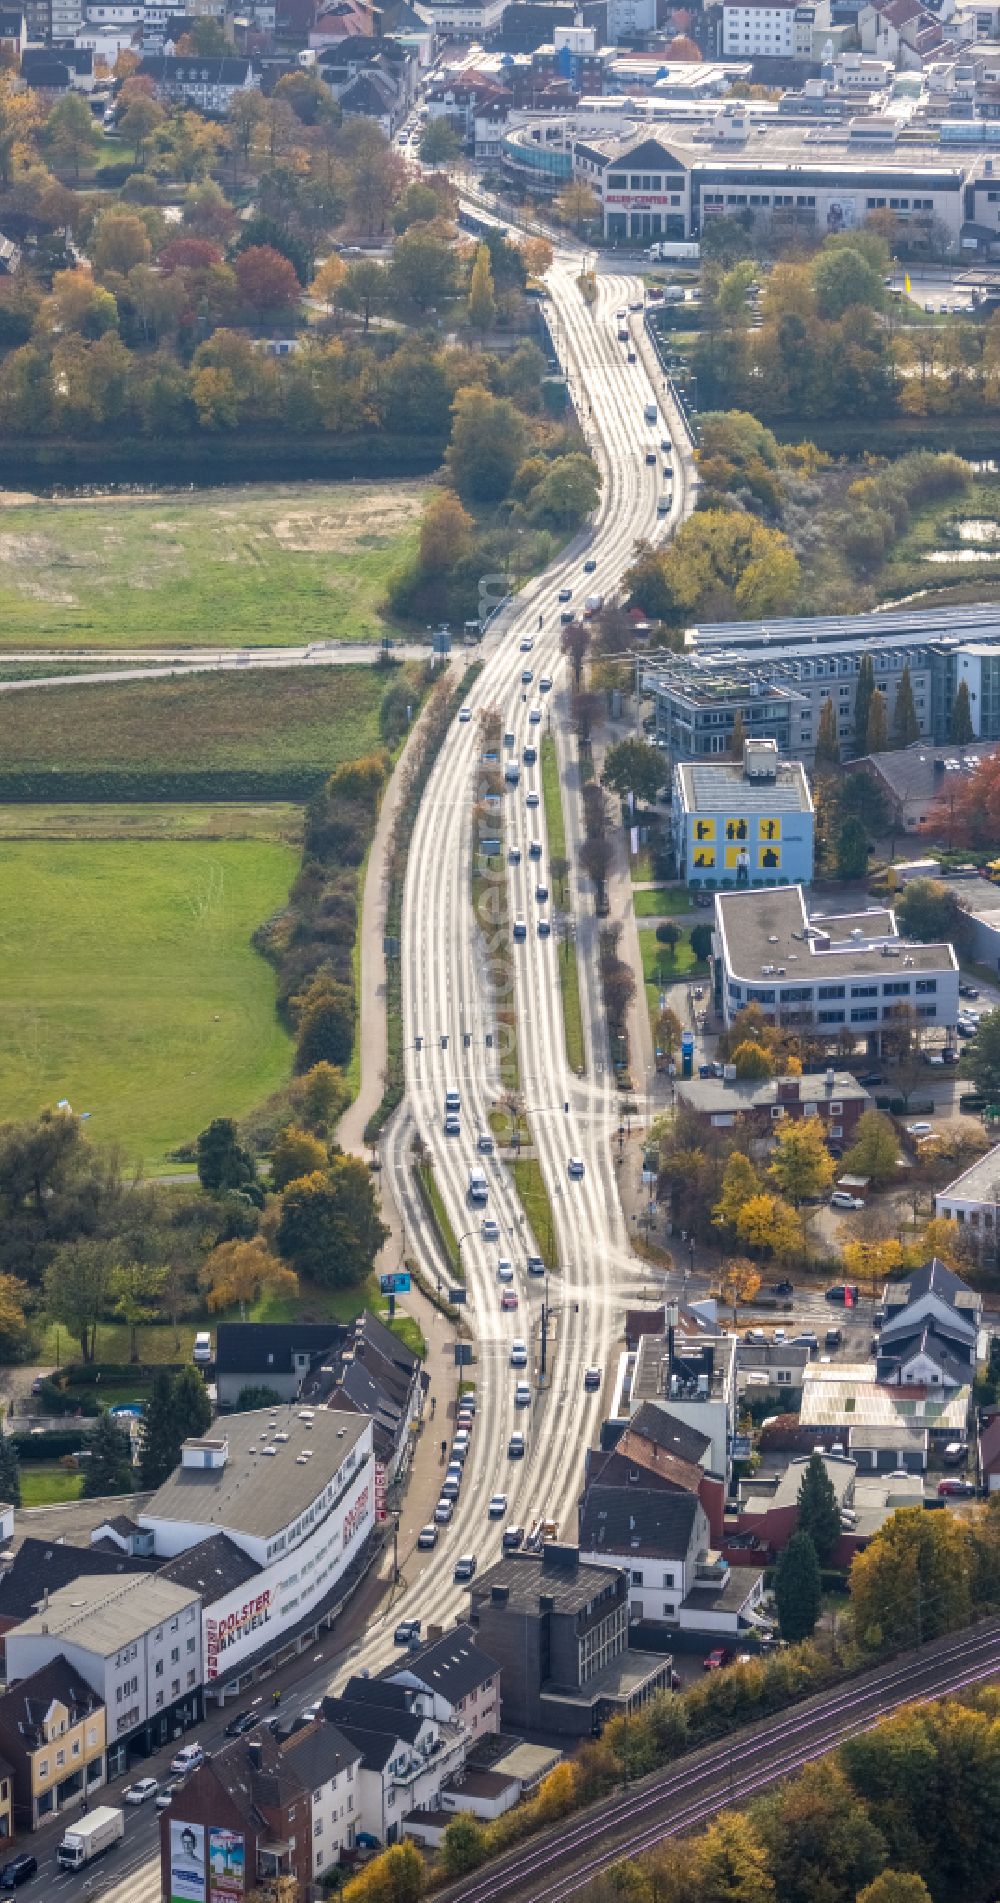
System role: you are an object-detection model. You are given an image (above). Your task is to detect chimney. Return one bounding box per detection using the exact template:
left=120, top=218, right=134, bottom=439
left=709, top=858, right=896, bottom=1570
left=538, top=1594, right=555, bottom=1612
left=247, top=1740, right=263, bottom=1773
left=777, top=1078, right=800, bottom=1103
left=491, top=1585, right=509, bottom=1606
left=825, top=1067, right=835, bottom=1091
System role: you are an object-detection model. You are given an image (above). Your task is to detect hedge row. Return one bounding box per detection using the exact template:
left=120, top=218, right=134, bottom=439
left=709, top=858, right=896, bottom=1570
left=0, top=431, right=447, bottom=489
left=0, top=769, right=332, bottom=804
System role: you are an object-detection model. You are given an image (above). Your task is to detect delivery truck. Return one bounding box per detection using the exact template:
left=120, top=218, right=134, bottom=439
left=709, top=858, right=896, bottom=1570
left=646, top=240, right=700, bottom=262
left=57, top=1806, right=125, bottom=1871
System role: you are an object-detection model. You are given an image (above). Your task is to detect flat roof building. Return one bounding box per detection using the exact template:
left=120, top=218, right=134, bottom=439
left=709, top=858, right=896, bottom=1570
left=672, top=739, right=814, bottom=888
left=712, top=884, right=960, bottom=1044
left=935, top=1142, right=1000, bottom=1254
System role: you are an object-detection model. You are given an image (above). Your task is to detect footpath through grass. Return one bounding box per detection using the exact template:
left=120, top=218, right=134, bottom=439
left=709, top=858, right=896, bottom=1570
left=541, top=736, right=586, bottom=1074
left=0, top=838, right=296, bottom=1167
left=0, top=482, right=425, bottom=649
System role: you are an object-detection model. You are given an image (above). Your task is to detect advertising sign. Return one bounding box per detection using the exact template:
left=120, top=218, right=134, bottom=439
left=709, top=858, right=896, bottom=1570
left=171, top=1821, right=206, bottom=1903
left=825, top=197, right=856, bottom=231
left=205, top=1587, right=273, bottom=1681
left=208, top=1828, right=245, bottom=1903
left=375, top=1459, right=388, bottom=1525
left=379, top=1271, right=411, bottom=1295
left=343, top=1479, right=371, bottom=1552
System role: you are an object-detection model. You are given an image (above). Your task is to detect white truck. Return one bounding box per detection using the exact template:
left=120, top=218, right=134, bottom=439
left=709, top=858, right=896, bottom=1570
left=647, top=240, right=700, bottom=262
left=57, top=1806, right=125, bottom=1870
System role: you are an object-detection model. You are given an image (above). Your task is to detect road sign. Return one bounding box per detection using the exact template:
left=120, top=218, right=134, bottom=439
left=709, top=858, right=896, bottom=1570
left=379, top=1271, right=411, bottom=1296
left=732, top=1435, right=752, bottom=1460
left=449, top=1287, right=468, bottom=1307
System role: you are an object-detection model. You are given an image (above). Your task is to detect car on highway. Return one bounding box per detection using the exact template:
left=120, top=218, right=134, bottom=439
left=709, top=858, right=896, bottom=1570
left=434, top=1497, right=454, bottom=1523
left=417, top=1523, right=438, bottom=1549
left=394, top=1618, right=421, bottom=1645
left=661, top=438, right=672, bottom=454
left=645, top=450, right=657, bottom=465
left=482, top=1216, right=500, bottom=1241
left=938, top=1478, right=976, bottom=1498
left=567, top=1156, right=585, bottom=1178
left=558, top=587, right=572, bottom=602
left=125, top=1777, right=159, bottom=1805
left=478, top=1132, right=494, bottom=1154
left=488, top=1493, right=508, bottom=1517
left=454, top=1554, right=477, bottom=1583
left=501, top=1289, right=518, bottom=1311
left=155, top=1783, right=181, bottom=1812
left=224, top=1708, right=258, bottom=1739
left=514, top=1381, right=531, bottom=1406
left=171, top=1744, right=205, bottom=1777
left=830, top=1190, right=863, bottom=1210
left=536, top=883, right=549, bottom=902
left=459, top=706, right=472, bottom=722
left=527, top=1254, right=545, bottom=1276
left=584, top=1366, right=601, bottom=1390
left=529, top=706, right=542, bottom=724
left=509, top=845, right=521, bottom=864
left=584, top=558, right=597, bottom=573
left=526, top=791, right=539, bottom=808
left=825, top=1285, right=860, bottom=1306
left=508, top=1431, right=526, bottom=1458
left=529, top=840, right=542, bottom=860
left=539, top=676, right=552, bottom=692
left=537, top=918, right=551, bottom=938
left=503, top=1525, right=524, bottom=1550
left=444, top=1114, right=461, bottom=1136
left=519, top=637, right=533, bottom=652
left=521, top=669, right=533, bottom=685
left=510, top=1338, right=528, bottom=1367
left=906, top=1121, right=935, bottom=1138
left=445, top=1089, right=460, bottom=1112
left=497, top=1259, right=514, bottom=1282
left=703, top=1648, right=731, bottom=1671
left=770, top=1279, right=794, bottom=1297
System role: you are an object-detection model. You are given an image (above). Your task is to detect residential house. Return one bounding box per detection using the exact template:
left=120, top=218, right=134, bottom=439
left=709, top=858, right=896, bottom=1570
left=5, top=1576, right=202, bottom=1780
left=0, top=1537, right=151, bottom=1655
left=135, top=52, right=260, bottom=109
left=979, top=1411, right=1000, bottom=1491
left=721, top=0, right=815, bottom=58
left=214, top=1322, right=354, bottom=1408
left=0, top=1764, right=11, bottom=1847
left=466, top=1544, right=672, bottom=1737
left=0, top=1656, right=106, bottom=1830
left=381, top=1622, right=500, bottom=1739
left=675, top=1072, right=871, bottom=1150
left=280, top=1718, right=362, bottom=1881
left=736, top=1338, right=811, bottom=1401
left=876, top=1257, right=982, bottom=1389
left=0, top=10, right=25, bottom=57
left=855, top=737, right=998, bottom=835
left=160, top=1732, right=310, bottom=1898
left=321, top=1678, right=469, bottom=1848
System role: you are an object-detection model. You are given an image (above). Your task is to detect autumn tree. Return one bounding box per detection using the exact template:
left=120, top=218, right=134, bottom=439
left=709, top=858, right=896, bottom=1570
left=759, top=1759, right=888, bottom=1903
left=110, top=1259, right=166, bottom=1361
left=521, top=235, right=553, bottom=278
left=446, top=386, right=525, bottom=502
left=733, top=1039, right=773, bottom=1081
left=309, top=252, right=346, bottom=316
left=601, top=740, right=664, bottom=806
left=270, top=1124, right=327, bottom=1191
left=419, top=491, right=474, bottom=577
left=842, top=1109, right=900, bottom=1186
left=717, top=1255, right=761, bottom=1323
left=735, top=1192, right=800, bottom=1262
left=200, top=1238, right=298, bottom=1318
left=234, top=244, right=301, bottom=322
left=769, top=1117, right=834, bottom=1206
left=47, top=91, right=101, bottom=179
left=854, top=653, right=875, bottom=754
left=857, top=1877, right=932, bottom=1903
left=418, top=116, right=461, bottom=165
left=276, top=1157, right=388, bottom=1287
left=654, top=1005, right=683, bottom=1064
left=850, top=1504, right=972, bottom=1649
left=815, top=695, right=840, bottom=768
left=714, top=1151, right=759, bottom=1231
left=555, top=180, right=600, bottom=232
left=961, top=1007, right=1000, bottom=1100
left=866, top=689, right=889, bottom=755
left=294, top=976, right=355, bottom=1073
left=43, top=1240, right=114, bottom=1363
left=467, top=242, right=495, bottom=331
left=562, top=621, right=590, bottom=689
left=841, top=1235, right=903, bottom=1303
left=92, top=209, right=152, bottom=279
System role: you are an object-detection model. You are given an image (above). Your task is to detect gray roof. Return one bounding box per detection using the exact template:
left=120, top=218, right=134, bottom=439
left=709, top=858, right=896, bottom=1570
left=157, top=1533, right=260, bottom=1605
left=627, top=1403, right=711, bottom=1467
left=884, top=1257, right=980, bottom=1316
left=469, top=1547, right=623, bottom=1618
left=215, top=1322, right=344, bottom=1378
left=848, top=1423, right=928, bottom=1451
left=10, top=1574, right=198, bottom=1656
left=681, top=1570, right=763, bottom=1615
left=382, top=1622, right=499, bottom=1702
left=715, top=884, right=956, bottom=981
left=677, top=1072, right=870, bottom=1115
left=676, top=757, right=812, bottom=815
left=281, top=1717, right=361, bottom=1789
left=862, top=738, right=998, bottom=807
left=580, top=1487, right=701, bottom=1561
left=936, top=1142, right=1000, bottom=1209
left=140, top=1407, right=371, bottom=1545
left=768, top=1453, right=856, bottom=1510
left=0, top=1539, right=149, bottom=1623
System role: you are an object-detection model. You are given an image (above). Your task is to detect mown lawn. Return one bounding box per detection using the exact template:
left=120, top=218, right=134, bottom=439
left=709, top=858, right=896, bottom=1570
left=511, top=1155, right=558, bottom=1268
left=0, top=666, right=390, bottom=780
left=0, top=838, right=296, bottom=1166
left=633, top=886, right=694, bottom=918
left=0, top=482, right=425, bottom=649
left=20, top=1467, right=85, bottom=1507
left=638, top=925, right=707, bottom=1036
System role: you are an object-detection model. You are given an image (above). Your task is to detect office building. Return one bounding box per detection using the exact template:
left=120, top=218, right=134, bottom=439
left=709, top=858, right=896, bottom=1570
left=712, top=885, right=960, bottom=1040
left=721, top=0, right=815, bottom=59
left=935, top=1143, right=1000, bottom=1251
left=672, top=737, right=814, bottom=887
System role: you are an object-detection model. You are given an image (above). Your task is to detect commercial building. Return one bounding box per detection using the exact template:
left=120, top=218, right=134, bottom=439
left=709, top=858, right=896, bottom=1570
left=467, top=1545, right=672, bottom=1736
left=0, top=1538, right=150, bottom=1653
left=936, top=1143, right=1000, bottom=1251
left=721, top=0, right=815, bottom=60
left=135, top=53, right=260, bottom=108
left=620, top=1327, right=739, bottom=1482
left=641, top=604, right=1000, bottom=767
left=712, top=886, right=960, bottom=1043
left=0, top=1657, right=105, bottom=1830
left=138, top=1409, right=378, bottom=1705
left=799, top=1359, right=971, bottom=1441
left=675, top=1070, right=871, bottom=1147
left=159, top=1731, right=311, bottom=1901
left=672, top=739, right=814, bottom=888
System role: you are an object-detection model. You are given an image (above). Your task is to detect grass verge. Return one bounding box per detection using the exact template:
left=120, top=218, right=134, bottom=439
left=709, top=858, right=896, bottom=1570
left=558, top=938, right=586, bottom=1074
left=0, top=482, right=425, bottom=649
left=638, top=925, right=708, bottom=1036
left=511, top=1155, right=558, bottom=1268
left=388, top=1314, right=426, bottom=1357
left=415, top=1159, right=463, bottom=1280
left=0, top=838, right=296, bottom=1167
left=540, top=735, right=567, bottom=862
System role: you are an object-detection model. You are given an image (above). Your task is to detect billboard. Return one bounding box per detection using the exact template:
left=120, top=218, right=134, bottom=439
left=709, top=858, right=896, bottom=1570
left=171, top=1821, right=207, bottom=1903
left=825, top=197, right=857, bottom=232
left=205, top=1587, right=274, bottom=1682
left=208, top=1828, right=245, bottom=1903
left=379, top=1271, right=411, bottom=1295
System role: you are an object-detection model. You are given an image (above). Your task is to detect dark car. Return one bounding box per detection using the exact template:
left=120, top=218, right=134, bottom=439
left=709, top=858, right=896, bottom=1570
left=825, top=1327, right=843, bottom=1349
left=770, top=1280, right=794, bottom=1297
left=584, top=558, right=597, bottom=573
left=394, top=1618, right=421, bottom=1645
left=0, top=1857, right=37, bottom=1889
left=224, top=1708, right=258, bottom=1739
left=825, top=1284, right=861, bottom=1306
left=857, top=1071, right=884, bottom=1086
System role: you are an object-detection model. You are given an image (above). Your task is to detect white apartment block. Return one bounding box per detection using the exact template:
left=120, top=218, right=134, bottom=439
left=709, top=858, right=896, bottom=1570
left=722, top=0, right=815, bottom=58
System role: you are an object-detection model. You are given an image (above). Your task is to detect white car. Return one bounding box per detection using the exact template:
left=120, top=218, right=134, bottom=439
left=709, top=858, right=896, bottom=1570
left=170, top=1745, right=205, bottom=1776
left=906, top=1122, right=935, bottom=1138
left=510, top=1338, right=528, bottom=1367
left=417, top=1524, right=438, bottom=1549
left=459, top=705, right=472, bottom=722
left=155, top=1783, right=181, bottom=1811
left=514, top=1381, right=531, bottom=1406
left=434, top=1497, right=454, bottom=1524
left=488, top=1492, right=507, bottom=1517
left=567, top=1156, right=585, bottom=1179
left=124, top=1778, right=159, bottom=1806
left=526, top=792, right=539, bottom=808
left=497, top=1259, right=514, bottom=1283
left=519, top=637, right=534, bottom=652
left=830, top=1191, right=864, bottom=1211
left=482, top=1216, right=500, bottom=1241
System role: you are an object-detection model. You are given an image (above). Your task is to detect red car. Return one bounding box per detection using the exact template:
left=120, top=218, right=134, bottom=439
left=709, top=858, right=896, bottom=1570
left=703, top=1648, right=730, bottom=1672
left=937, top=1478, right=976, bottom=1498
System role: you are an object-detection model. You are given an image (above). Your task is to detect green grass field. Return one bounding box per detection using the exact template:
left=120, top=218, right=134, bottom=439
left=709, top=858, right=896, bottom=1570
left=511, top=1155, right=557, bottom=1268
left=0, top=482, right=426, bottom=649
left=0, top=666, right=390, bottom=780
left=559, top=939, right=586, bottom=1074
left=633, top=886, right=695, bottom=918
left=0, top=803, right=303, bottom=843
left=0, top=838, right=296, bottom=1165
left=20, top=1468, right=85, bottom=1506
left=639, top=924, right=707, bottom=1036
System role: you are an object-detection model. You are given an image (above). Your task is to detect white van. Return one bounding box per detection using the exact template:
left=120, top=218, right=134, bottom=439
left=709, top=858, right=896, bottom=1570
left=193, top=1332, right=212, bottom=1365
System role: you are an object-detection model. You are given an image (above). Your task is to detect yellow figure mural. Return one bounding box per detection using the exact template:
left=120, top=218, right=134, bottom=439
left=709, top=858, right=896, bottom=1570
left=759, top=817, right=782, bottom=842
left=694, top=818, right=716, bottom=842
left=759, top=845, right=781, bottom=870
left=694, top=847, right=716, bottom=869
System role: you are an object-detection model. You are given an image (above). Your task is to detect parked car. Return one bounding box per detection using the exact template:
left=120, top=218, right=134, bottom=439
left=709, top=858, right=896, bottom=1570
left=857, top=1071, right=883, bottom=1086
left=906, top=1121, right=935, bottom=1138
left=454, top=1555, right=477, bottom=1583
left=770, top=1280, right=794, bottom=1297
left=703, top=1648, right=731, bottom=1671
left=417, top=1524, right=438, bottom=1549
left=434, top=1498, right=454, bottom=1523
left=830, top=1191, right=864, bottom=1210
left=394, top=1619, right=421, bottom=1645
left=825, top=1328, right=843, bottom=1349
left=937, top=1478, right=976, bottom=1498
left=124, top=1779, right=159, bottom=1806
left=959, top=983, right=979, bottom=999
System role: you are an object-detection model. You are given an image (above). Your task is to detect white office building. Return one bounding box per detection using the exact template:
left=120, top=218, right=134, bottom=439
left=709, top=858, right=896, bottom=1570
left=713, top=886, right=960, bottom=1042
left=722, top=0, right=815, bottom=58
